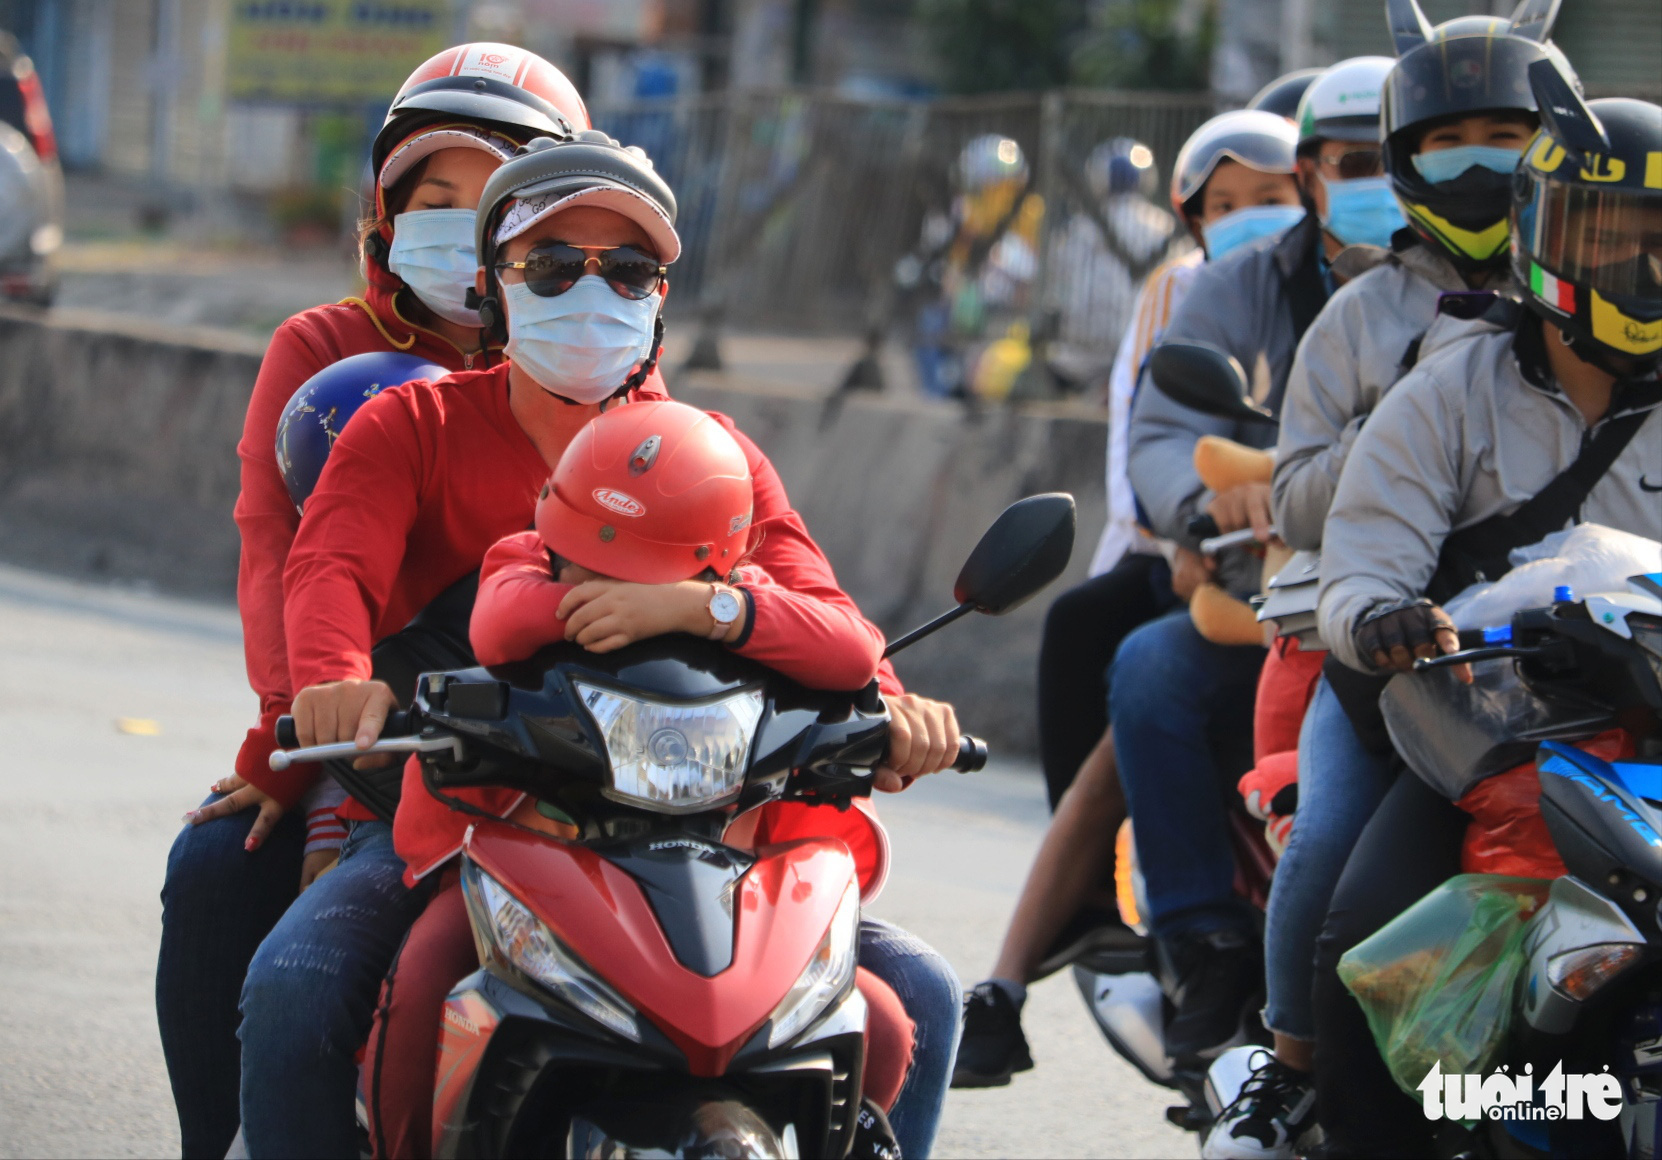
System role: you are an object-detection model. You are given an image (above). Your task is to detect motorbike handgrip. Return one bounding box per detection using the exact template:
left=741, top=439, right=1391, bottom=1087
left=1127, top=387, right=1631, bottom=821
left=270, top=709, right=420, bottom=771
left=1187, top=513, right=1221, bottom=540
left=274, top=711, right=413, bottom=750
left=953, top=734, right=989, bottom=773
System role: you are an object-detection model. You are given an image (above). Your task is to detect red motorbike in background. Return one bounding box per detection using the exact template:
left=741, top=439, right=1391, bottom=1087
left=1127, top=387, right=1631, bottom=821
left=270, top=495, right=1075, bottom=1158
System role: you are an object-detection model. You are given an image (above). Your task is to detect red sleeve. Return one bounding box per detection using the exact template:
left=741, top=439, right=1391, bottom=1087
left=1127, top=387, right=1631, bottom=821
left=711, top=415, right=904, bottom=696
left=470, top=533, right=576, bottom=666
left=730, top=565, right=883, bottom=690
left=283, top=388, right=427, bottom=694
left=234, top=319, right=337, bottom=800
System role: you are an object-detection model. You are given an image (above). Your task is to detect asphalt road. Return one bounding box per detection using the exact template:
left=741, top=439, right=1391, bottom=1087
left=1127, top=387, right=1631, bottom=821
left=0, top=564, right=1186, bottom=1159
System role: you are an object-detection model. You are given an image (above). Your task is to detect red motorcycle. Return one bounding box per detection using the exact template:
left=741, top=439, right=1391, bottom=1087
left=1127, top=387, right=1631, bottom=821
left=271, top=495, right=1075, bottom=1158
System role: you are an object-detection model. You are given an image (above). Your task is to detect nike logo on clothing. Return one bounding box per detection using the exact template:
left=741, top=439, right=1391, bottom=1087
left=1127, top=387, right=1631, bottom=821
left=1642, top=476, right=1662, bottom=493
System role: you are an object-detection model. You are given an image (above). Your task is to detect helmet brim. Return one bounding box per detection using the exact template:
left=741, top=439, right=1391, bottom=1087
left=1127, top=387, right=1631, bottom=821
left=495, top=181, right=682, bottom=265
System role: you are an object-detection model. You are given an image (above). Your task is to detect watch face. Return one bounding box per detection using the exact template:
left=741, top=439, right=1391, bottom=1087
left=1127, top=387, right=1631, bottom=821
left=711, top=590, right=742, bottom=623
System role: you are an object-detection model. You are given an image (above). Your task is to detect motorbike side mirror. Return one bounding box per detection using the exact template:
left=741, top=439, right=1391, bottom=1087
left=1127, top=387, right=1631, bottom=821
left=885, top=493, right=1076, bottom=657
left=1148, top=340, right=1272, bottom=424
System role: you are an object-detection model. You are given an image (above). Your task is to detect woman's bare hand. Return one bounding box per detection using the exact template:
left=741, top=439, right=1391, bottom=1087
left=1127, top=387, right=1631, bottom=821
left=300, top=850, right=338, bottom=891
left=559, top=579, right=739, bottom=652
left=186, top=774, right=286, bottom=852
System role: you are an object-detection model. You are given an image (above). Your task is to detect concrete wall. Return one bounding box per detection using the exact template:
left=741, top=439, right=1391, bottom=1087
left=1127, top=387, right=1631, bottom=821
left=0, top=306, right=1108, bottom=752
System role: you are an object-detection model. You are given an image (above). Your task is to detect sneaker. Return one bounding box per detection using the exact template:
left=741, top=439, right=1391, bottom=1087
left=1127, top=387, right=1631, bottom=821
left=1201, top=1050, right=1316, bottom=1159
left=1158, top=929, right=1260, bottom=1060
left=950, top=982, right=1034, bottom=1087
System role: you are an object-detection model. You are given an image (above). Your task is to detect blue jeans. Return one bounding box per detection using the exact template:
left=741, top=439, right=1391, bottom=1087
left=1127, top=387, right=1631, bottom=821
left=239, top=820, right=424, bottom=1158
left=1109, top=609, right=1265, bottom=940
left=858, top=918, right=960, bottom=1159
left=157, top=795, right=305, bottom=1159
left=1261, top=678, right=1392, bottom=1040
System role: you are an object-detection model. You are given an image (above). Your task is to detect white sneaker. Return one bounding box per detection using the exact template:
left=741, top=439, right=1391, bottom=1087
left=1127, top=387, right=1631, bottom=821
left=1201, top=1049, right=1316, bottom=1159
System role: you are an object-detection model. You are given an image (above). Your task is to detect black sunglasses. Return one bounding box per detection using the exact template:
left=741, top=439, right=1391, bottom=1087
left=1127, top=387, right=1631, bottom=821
left=495, top=242, right=665, bottom=301
left=1318, top=148, right=1385, bottom=181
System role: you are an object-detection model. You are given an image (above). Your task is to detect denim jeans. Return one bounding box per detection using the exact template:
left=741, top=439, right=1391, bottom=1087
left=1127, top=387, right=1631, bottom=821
left=157, top=795, right=305, bottom=1159
left=858, top=918, right=961, bottom=1159
left=239, top=820, right=425, bottom=1158
left=1108, top=609, right=1265, bottom=940
left=1261, top=678, right=1393, bottom=1040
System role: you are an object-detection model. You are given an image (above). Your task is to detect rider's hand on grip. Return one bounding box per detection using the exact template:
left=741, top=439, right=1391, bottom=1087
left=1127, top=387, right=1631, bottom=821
left=875, top=692, right=961, bottom=792
left=1355, top=597, right=1469, bottom=683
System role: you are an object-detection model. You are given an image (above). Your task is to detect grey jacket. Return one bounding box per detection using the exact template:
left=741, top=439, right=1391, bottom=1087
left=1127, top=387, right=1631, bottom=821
left=1127, top=213, right=1325, bottom=593
left=1272, top=241, right=1471, bottom=550
left=1318, top=316, right=1662, bottom=672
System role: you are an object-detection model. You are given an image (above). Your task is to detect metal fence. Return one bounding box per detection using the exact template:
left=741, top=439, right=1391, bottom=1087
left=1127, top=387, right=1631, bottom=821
left=591, top=88, right=1218, bottom=382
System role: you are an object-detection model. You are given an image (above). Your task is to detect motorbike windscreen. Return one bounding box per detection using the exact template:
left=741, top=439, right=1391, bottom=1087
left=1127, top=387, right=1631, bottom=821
left=1381, top=661, right=1615, bottom=801
left=1516, top=172, right=1662, bottom=301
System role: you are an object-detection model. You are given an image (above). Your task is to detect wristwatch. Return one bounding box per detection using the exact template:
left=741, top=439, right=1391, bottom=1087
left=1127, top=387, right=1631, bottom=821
left=707, top=584, right=743, bottom=641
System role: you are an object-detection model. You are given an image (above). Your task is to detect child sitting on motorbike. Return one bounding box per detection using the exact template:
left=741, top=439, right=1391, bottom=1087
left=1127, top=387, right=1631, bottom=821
left=367, top=398, right=915, bottom=1157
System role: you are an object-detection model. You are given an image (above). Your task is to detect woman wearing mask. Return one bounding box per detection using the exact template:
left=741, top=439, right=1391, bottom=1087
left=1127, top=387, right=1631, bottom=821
left=238, top=132, right=966, bottom=1159
left=154, top=44, right=600, bottom=1160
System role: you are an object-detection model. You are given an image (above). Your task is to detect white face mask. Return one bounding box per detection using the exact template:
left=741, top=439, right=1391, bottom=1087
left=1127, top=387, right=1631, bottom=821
left=387, top=209, right=484, bottom=327
left=503, top=275, right=660, bottom=404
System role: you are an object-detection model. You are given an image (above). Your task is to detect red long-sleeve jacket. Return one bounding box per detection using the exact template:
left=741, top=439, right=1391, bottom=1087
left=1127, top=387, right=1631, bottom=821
left=233, top=269, right=504, bottom=796
left=278, top=360, right=900, bottom=807
left=392, top=531, right=894, bottom=887
left=233, top=267, right=670, bottom=801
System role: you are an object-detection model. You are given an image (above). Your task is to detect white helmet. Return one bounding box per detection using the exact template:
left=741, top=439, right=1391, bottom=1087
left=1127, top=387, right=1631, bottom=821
left=1295, top=56, right=1394, bottom=154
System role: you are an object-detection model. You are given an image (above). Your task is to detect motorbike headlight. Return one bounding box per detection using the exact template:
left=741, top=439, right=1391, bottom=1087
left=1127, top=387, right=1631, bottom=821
left=464, top=863, right=642, bottom=1042
left=768, top=883, right=860, bottom=1048
left=574, top=682, right=764, bottom=814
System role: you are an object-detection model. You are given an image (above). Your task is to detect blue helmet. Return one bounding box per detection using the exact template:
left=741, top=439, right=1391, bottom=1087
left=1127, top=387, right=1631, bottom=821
left=275, top=352, right=446, bottom=513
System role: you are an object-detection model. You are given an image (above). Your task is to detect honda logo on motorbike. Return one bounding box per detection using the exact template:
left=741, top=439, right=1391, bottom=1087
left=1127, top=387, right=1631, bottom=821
left=593, top=489, right=645, bottom=518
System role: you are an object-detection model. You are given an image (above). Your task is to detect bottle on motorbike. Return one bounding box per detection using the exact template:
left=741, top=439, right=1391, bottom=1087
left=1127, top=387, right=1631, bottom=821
left=1204, top=12, right=1578, bottom=1152
left=951, top=105, right=1310, bottom=1093
left=1306, top=60, right=1662, bottom=1155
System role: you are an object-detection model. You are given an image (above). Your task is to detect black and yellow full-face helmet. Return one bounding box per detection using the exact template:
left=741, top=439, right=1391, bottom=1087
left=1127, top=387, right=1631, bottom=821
left=1514, top=61, right=1662, bottom=375
left=1380, top=0, right=1576, bottom=273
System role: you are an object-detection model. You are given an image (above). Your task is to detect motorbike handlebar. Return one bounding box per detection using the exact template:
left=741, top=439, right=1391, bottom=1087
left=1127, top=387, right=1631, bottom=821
left=953, top=734, right=989, bottom=773
left=269, top=710, right=430, bottom=771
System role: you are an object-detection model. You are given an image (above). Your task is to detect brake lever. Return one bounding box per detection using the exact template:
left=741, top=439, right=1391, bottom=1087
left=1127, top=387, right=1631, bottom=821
left=269, top=732, right=464, bottom=772
left=1412, top=645, right=1537, bottom=672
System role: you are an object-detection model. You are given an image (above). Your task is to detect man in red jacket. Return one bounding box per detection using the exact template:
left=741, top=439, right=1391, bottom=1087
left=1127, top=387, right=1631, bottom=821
left=235, top=134, right=967, bottom=1158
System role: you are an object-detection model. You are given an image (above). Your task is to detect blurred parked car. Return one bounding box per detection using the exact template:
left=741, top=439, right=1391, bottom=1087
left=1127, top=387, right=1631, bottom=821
left=0, top=32, right=60, bottom=305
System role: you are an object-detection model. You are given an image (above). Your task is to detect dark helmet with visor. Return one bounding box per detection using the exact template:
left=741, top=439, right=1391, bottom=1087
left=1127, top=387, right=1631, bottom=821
left=1513, top=62, right=1662, bottom=374
left=1380, top=0, right=1576, bottom=272
left=1169, top=110, right=1299, bottom=220
left=1247, top=68, right=1324, bottom=121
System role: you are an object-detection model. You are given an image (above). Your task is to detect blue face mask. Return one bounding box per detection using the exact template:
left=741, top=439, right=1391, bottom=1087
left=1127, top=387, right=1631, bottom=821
left=1320, top=176, right=1407, bottom=249
left=503, top=275, right=659, bottom=404
left=1201, top=204, right=1306, bottom=261
left=387, top=209, right=484, bottom=327
left=1411, top=145, right=1523, bottom=185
